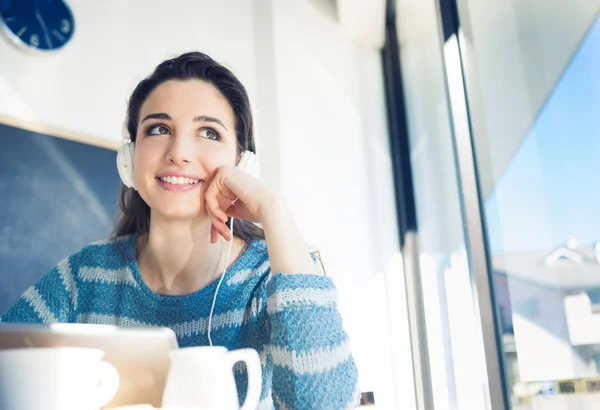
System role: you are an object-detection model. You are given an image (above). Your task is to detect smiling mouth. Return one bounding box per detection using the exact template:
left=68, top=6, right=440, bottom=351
left=157, top=176, right=204, bottom=185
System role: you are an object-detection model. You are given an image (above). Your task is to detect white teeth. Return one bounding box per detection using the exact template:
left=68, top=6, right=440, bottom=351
left=159, top=176, right=201, bottom=185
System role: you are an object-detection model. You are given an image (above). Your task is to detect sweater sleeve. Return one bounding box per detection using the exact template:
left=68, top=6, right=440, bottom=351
left=1, top=257, right=78, bottom=324
left=266, top=272, right=360, bottom=409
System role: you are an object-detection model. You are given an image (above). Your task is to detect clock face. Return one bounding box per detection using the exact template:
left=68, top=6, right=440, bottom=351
left=0, top=0, right=75, bottom=52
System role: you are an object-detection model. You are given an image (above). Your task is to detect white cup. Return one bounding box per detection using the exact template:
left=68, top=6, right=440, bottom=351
left=162, top=346, right=262, bottom=410
left=0, top=347, right=119, bottom=410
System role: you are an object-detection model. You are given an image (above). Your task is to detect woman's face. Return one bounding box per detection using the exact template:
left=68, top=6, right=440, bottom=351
left=133, top=79, right=238, bottom=222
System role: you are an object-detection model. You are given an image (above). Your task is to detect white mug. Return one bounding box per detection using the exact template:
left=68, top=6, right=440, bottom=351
left=162, top=346, right=262, bottom=410
left=0, top=347, right=119, bottom=410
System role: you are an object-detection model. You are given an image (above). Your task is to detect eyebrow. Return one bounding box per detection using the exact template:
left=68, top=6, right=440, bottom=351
left=140, top=113, right=228, bottom=131
left=193, top=115, right=228, bottom=131
left=141, top=113, right=170, bottom=123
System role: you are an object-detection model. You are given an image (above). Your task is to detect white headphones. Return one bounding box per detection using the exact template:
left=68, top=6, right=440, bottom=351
left=116, top=121, right=261, bottom=190
left=116, top=122, right=137, bottom=189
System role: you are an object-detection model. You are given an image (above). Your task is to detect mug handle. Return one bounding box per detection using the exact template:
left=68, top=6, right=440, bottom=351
left=91, top=361, right=120, bottom=409
left=225, top=349, right=262, bottom=410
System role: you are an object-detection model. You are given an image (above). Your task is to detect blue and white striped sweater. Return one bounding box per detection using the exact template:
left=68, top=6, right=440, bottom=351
left=1, top=234, right=360, bottom=409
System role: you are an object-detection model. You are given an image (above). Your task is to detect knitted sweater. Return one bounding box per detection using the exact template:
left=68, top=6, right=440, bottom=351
left=1, top=234, right=360, bottom=409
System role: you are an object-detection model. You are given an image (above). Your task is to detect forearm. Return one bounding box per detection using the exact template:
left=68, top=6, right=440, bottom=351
left=260, top=198, right=319, bottom=275
left=265, top=273, right=361, bottom=409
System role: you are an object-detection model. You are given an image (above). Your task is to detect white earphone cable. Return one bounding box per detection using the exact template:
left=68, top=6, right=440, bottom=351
left=207, top=217, right=234, bottom=346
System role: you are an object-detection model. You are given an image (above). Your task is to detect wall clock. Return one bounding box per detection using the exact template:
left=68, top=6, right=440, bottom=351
left=0, top=0, right=75, bottom=52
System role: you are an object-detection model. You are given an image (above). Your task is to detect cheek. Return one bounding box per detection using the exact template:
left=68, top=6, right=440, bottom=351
left=199, top=148, right=237, bottom=173
left=134, top=144, right=160, bottom=175
left=132, top=145, right=162, bottom=198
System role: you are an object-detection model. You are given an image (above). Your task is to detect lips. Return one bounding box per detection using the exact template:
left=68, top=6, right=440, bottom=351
left=155, top=173, right=205, bottom=192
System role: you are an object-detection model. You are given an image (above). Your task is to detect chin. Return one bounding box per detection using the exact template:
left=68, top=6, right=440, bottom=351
left=153, top=202, right=206, bottom=222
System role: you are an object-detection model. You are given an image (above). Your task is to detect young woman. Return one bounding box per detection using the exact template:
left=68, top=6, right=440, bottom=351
left=1, top=52, right=359, bottom=409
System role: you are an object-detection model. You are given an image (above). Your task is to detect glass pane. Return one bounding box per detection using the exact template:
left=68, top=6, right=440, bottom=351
left=456, top=2, right=600, bottom=409
left=396, top=1, right=490, bottom=408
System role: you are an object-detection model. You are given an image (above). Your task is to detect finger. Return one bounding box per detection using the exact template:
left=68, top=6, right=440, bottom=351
left=212, top=218, right=231, bottom=242
left=220, top=222, right=232, bottom=242
left=205, top=187, right=229, bottom=223
left=204, top=177, right=231, bottom=220
left=225, top=203, right=240, bottom=219
left=216, top=167, right=257, bottom=206
left=211, top=224, right=218, bottom=244
left=205, top=202, right=220, bottom=227
left=225, top=201, right=259, bottom=223
left=216, top=176, right=238, bottom=201
left=225, top=203, right=247, bottom=220
left=206, top=207, right=231, bottom=241
left=208, top=208, right=232, bottom=242
left=205, top=194, right=228, bottom=223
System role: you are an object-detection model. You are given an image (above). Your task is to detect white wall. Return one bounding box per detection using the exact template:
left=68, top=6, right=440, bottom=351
left=0, top=0, right=256, bottom=147
left=273, top=0, right=381, bottom=298
left=1, top=0, right=407, bottom=405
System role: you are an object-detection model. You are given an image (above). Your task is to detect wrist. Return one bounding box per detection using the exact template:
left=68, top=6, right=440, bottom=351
left=258, top=194, right=290, bottom=225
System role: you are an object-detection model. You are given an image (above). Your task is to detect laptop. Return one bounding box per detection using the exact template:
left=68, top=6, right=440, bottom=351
left=0, top=322, right=179, bottom=408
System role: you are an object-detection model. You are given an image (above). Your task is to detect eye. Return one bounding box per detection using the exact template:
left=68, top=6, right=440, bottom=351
left=199, top=128, right=221, bottom=141
left=146, top=124, right=170, bottom=136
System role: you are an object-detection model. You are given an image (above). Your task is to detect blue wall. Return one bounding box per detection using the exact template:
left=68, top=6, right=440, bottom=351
left=0, top=123, right=121, bottom=314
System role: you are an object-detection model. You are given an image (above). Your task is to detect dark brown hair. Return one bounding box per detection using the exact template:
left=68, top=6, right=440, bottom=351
left=111, top=52, right=264, bottom=244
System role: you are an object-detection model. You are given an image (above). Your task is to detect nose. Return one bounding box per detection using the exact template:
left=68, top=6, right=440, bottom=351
left=164, top=132, right=193, bottom=165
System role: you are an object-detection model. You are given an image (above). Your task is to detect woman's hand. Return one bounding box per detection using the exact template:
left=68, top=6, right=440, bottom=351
left=204, top=166, right=278, bottom=243
left=205, top=165, right=320, bottom=275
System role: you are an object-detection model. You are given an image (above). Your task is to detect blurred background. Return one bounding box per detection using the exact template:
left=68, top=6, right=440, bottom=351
left=1, top=0, right=599, bottom=409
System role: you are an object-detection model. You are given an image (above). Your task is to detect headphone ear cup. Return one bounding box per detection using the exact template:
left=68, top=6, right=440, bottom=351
left=237, top=151, right=260, bottom=178
left=248, top=157, right=260, bottom=178
left=116, top=142, right=136, bottom=189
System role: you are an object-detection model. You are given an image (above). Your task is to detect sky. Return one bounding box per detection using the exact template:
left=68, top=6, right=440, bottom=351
left=484, top=14, right=600, bottom=254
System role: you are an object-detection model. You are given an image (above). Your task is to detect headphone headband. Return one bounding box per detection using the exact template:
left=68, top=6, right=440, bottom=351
left=122, top=121, right=131, bottom=142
